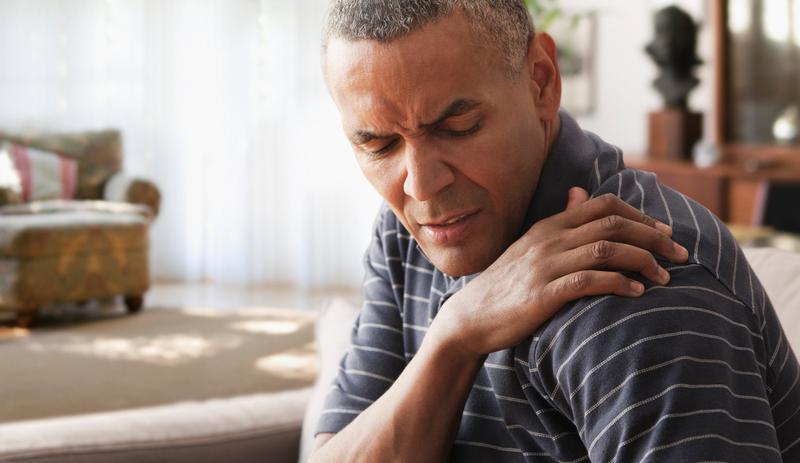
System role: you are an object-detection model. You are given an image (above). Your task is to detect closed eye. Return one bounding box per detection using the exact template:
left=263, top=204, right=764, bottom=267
left=365, top=138, right=400, bottom=157
left=440, top=122, right=481, bottom=138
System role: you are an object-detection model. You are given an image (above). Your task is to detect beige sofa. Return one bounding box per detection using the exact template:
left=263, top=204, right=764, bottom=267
left=0, top=247, right=798, bottom=462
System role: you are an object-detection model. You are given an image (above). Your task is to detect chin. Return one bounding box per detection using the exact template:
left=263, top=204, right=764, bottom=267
left=425, top=245, right=497, bottom=277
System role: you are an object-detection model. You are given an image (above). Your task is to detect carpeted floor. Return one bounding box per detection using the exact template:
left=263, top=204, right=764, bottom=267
left=0, top=307, right=318, bottom=423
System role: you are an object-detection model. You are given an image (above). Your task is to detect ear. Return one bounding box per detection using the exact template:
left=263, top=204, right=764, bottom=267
left=524, top=32, right=562, bottom=121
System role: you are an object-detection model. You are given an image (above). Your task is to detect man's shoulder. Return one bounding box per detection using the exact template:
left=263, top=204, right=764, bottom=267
left=528, top=264, right=766, bottom=424
left=528, top=261, right=765, bottom=398
left=591, top=156, right=757, bottom=309
left=536, top=261, right=758, bottom=344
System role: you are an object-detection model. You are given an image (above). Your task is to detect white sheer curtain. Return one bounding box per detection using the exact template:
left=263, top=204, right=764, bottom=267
left=0, top=0, right=381, bottom=288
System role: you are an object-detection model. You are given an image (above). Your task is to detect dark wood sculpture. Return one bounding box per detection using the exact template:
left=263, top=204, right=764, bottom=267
left=646, top=6, right=703, bottom=161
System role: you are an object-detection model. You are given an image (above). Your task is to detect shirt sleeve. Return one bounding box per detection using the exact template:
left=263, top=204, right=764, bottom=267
left=527, top=264, right=790, bottom=462
left=315, top=210, right=407, bottom=435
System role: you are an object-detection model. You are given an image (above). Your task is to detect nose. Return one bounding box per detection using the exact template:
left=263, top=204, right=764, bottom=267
left=403, top=144, right=455, bottom=202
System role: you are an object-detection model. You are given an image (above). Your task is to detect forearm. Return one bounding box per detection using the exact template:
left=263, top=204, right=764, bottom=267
left=310, top=318, right=482, bottom=462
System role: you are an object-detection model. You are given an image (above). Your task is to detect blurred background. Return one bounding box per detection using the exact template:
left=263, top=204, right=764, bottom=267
left=0, top=0, right=742, bottom=294
left=2, top=2, right=800, bottom=461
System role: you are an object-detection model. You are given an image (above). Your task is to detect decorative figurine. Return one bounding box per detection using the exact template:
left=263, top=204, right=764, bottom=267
left=646, top=6, right=702, bottom=109
left=645, top=6, right=704, bottom=162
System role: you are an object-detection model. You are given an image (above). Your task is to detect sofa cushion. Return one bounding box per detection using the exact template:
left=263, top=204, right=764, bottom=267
left=0, top=388, right=313, bottom=463
left=744, top=247, right=800, bottom=352
left=299, top=298, right=361, bottom=462
left=1, top=142, right=77, bottom=202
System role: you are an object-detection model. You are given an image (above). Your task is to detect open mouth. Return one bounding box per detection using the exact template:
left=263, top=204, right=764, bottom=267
left=420, top=210, right=479, bottom=245
left=426, top=213, right=474, bottom=227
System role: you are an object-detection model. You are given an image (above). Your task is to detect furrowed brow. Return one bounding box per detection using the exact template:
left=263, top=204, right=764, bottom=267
left=350, top=130, right=394, bottom=145
left=422, top=99, right=481, bottom=128
left=348, top=99, right=481, bottom=144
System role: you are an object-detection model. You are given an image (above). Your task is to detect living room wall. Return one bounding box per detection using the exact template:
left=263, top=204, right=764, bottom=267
left=0, top=0, right=714, bottom=288
left=0, top=0, right=380, bottom=288
left=561, top=0, right=714, bottom=158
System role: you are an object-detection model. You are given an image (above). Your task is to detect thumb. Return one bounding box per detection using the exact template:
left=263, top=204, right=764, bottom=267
left=566, top=187, right=590, bottom=210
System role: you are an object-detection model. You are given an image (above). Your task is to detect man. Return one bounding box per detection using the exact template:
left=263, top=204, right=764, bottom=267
left=312, top=1, right=800, bottom=461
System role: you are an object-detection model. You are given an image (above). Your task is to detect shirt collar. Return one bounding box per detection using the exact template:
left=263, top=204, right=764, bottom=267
left=521, top=109, right=599, bottom=232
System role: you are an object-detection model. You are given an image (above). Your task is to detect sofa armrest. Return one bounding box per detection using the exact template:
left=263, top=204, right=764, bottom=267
left=103, top=172, right=161, bottom=218
left=0, top=388, right=312, bottom=463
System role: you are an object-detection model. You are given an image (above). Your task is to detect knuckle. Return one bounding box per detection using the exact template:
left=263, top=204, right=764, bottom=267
left=542, top=235, right=561, bottom=249
left=599, top=193, right=620, bottom=205
left=590, top=240, right=615, bottom=261
left=601, top=214, right=625, bottom=232
left=568, top=272, right=592, bottom=292
left=598, top=193, right=618, bottom=208
left=640, top=213, right=659, bottom=230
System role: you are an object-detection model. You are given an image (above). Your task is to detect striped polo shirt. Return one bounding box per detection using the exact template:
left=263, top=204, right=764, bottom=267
left=317, top=111, right=800, bottom=462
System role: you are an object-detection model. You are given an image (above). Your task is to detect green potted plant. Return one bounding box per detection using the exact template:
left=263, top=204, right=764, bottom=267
left=525, top=0, right=596, bottom=114
left=524, top=0, right=568, bottom=32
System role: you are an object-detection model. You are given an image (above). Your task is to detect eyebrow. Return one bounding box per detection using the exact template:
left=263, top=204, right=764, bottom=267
left=349, top=98, right=482, bottom=145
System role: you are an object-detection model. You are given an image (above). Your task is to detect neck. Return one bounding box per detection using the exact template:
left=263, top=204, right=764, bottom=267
left=542, top=113, right=562, bottom=155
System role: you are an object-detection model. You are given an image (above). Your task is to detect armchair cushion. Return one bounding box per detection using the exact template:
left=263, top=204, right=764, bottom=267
left=0, top=208, right=148, bottom=259
left=0, top=149, right=23, bottom=206
left=0, top=130, right=123, bottom=199
left=0, top=142, right=77, bottom=202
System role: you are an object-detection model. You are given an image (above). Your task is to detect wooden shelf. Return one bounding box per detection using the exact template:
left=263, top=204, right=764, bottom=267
left=628, top=159, right=800, bottom=226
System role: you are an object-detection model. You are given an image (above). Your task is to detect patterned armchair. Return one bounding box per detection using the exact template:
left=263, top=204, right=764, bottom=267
left=0, top=130, right=160, bottom=326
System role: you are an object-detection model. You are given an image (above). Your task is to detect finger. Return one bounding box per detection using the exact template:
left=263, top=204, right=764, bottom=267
left=555, top=240, right=670, bottom=285
left=545, top=271, right=646, bottom=308
left=566, top=187, right=590, bottom=210
left=568, top=214, right=688, bottom=263
left=559, top=193, right=673, bottom=237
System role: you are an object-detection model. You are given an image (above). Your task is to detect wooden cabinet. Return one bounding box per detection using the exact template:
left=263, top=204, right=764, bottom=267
left=626, top=2, right=800, bottom=232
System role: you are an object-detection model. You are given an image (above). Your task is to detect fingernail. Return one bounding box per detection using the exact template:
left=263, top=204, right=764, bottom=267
left=658, top=267, right=670, bottom=285
left=630, top=281, right=644, bottom=295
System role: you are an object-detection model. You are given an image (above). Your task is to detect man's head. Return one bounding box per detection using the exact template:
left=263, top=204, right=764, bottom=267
left=323, top=0, right=562, bottom=276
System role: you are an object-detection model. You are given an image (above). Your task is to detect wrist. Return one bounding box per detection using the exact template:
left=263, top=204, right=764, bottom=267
left=426, top=296, right=483, bottom=365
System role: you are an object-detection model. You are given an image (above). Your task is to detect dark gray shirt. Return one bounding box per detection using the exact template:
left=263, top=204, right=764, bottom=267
left=317, top=111, right=800, bottom=462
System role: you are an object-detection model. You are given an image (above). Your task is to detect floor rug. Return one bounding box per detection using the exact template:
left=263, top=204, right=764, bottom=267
left=0, top=307, right=317, bottom=423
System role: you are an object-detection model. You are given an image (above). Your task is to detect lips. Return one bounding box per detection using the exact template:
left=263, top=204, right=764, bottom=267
left=420, top=210, right=479, bottom=245
left=424, top=213, right=474, bottom=227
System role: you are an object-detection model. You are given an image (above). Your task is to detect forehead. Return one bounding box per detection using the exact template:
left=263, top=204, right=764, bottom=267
left=324, top=13, right=506, bottom=130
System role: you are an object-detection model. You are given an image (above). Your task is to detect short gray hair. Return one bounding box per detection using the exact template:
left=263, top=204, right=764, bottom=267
left=323, top=0, right=535, bottom=75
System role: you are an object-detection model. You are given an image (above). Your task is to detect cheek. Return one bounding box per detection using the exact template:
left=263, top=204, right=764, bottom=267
left=456, top=132, right=529, bottom=192
left=357, top=155, right=407, bottom=210
left=454, top=123, right=540, bottom=217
